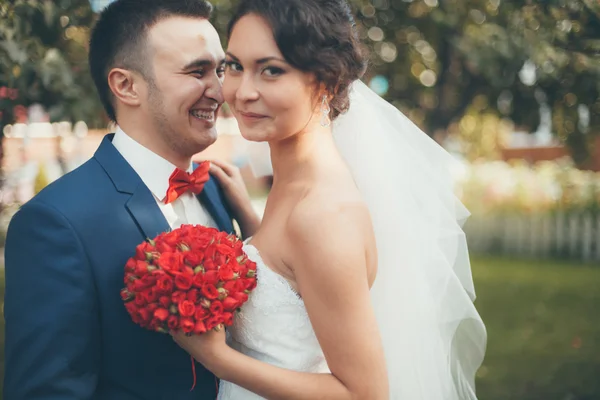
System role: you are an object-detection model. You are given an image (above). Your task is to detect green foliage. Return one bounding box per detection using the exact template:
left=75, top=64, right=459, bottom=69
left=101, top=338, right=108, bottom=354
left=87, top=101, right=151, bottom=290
left=0, top=0, right=105, bottom=128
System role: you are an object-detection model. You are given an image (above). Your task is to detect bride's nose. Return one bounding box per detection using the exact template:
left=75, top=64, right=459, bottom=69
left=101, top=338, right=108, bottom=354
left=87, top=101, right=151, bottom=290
left=236, top=74, right=260, bottom=102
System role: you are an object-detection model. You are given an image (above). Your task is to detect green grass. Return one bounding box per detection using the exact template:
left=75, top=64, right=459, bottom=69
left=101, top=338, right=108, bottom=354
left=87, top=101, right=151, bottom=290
left=472, top=257, right=600, bottom=400
left=0, top=258, right=598, bottom=399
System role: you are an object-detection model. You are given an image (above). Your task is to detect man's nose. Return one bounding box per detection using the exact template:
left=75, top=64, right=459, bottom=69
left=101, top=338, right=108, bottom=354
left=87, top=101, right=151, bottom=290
left=205, top=73, right=225, bottom=104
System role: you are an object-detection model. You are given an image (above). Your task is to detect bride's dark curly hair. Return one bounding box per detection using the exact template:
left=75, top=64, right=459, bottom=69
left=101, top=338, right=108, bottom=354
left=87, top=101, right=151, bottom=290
left=227, top=0, right=367, bottom=120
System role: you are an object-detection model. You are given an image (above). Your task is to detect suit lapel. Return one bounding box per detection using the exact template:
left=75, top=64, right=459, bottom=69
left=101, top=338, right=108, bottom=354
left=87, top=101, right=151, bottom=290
left=198, top=178, right=234, bottom=233
left=126, top=185, right=171, bottom=240
left=95, top=134, right=170, bottom=240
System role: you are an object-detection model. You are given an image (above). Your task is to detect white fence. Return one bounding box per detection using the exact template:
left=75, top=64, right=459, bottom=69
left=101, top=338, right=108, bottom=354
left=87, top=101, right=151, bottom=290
left=464, top=212, right=600, bottom=262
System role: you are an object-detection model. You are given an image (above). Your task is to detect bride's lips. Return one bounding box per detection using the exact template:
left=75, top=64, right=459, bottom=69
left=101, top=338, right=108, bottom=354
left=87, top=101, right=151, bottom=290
left=238, top=111, right=268, bottom=123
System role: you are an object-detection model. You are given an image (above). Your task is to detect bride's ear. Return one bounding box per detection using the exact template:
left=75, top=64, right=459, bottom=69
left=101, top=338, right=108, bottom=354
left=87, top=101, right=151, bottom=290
left=313, top=83, right=332, bottom=111
left=108, top=68, right=145, bottom=108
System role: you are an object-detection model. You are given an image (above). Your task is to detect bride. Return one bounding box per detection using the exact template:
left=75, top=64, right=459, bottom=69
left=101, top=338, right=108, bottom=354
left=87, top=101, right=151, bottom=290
left=172, top=0, right=487, bottom=398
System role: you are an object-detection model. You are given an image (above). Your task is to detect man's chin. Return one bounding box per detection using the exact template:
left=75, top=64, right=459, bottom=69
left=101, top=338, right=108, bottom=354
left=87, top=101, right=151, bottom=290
left=190, top=126, right=218, bottom=149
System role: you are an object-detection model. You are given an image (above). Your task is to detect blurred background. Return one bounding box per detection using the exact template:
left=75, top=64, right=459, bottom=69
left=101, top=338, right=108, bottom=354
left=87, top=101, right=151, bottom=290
left=1, top=0, right=599, bottom=398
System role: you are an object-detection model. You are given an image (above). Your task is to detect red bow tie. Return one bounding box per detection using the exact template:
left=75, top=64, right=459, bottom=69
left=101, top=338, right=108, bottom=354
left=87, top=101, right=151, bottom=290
left=164, top=162, right=210, bottom=204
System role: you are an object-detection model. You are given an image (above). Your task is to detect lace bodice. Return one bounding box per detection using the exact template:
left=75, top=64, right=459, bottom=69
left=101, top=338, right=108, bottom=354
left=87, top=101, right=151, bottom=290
left=217, top=243, right=329, bottom=399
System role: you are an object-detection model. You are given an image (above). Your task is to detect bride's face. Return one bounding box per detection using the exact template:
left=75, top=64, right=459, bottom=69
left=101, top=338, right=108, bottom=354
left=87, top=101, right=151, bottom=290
left=223, top=14, right=321, bottom=142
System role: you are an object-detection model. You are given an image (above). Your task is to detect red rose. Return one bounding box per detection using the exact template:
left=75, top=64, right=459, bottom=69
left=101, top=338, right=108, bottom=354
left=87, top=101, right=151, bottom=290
left=146, top=303, right=159, bottom=313
left=125, top=258, right=137, bottom=273
left=142, top=289, right=158, bottom=304
left=131, top=310, right=143, bottom=324
left=134, top=260, right=150, bottom=276
left=132, top=279, right=147, bottom=293
left=167, top=315, right=179, bottom=331
left=174, top=273, right=193, bottom=291
left=223, top=280, right=238, bottom=292
left=195, top=306, right=210, bottom=321
left=244, top=278, right=257, bottom=291
left=190, top=235, right=212, bottom=251
left=184, top=251, right=203, bottom=267
left=178, top=300, right=196, bottom=317
left=162, top=231, right=182, bottom=247
left=149, top=318, right=160, bottom=331
left=154, top=308, right=170, bottom=322
left=159, top=296, right=171, bottom=309
left=138, top=308, right=151, bottom=324
left=232, top=292, right=249, bottom=304
left=157, top=252, right=183, bottom=273
left=201, top=284, right=219, bottom=300
left=209, top=300, right=224, bottom=315
left=203, top=258, right=217, bottom=271
left=222, top=312, right=234, bottom=325
left=151, top=269, right=167, bottom=278
left=187, top=289, right=200, bottom=304
left=247, top=261, right=257, bottom=272
left=193, top=320, right=207, bottom=334
left=156, top=275, right=174, bottom=294
left=222, top=297, right=239, bottom=311
left=218, top=266, right=234, bottom=281
left=141, top=274, right=158, bottom=287
left=156, top=240, right=174, bottom=254
left=134, top=293, right=146, bottom=307
left=193, top=273, right=204, bottom=288
left=203, top=270, right=219, bottom=285
left=215, top=253, right=227, bottom=267
left=205, top=315, right=222, bottom=331
left=171, top=291, right=187, bottom=304
left=135, top=241, right=153, bottom=260
left=216, top=243, right=234, bottom=256
left=180, top=317, right=195, bottom=333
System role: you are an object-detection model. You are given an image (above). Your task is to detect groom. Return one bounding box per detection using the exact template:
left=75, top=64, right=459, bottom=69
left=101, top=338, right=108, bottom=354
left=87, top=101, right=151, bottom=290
left=3, top=0, right=256, bottom=398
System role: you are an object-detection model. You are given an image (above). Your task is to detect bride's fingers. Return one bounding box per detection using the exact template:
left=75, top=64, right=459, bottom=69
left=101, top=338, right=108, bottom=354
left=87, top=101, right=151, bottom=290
left=208, top=159, right=239, bottom=177
left=209, top=163, right=231, bottom=183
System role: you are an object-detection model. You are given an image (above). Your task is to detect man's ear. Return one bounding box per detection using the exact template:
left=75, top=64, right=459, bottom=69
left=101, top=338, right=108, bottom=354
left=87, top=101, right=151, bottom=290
left=107, top=68, right=145, bottom=108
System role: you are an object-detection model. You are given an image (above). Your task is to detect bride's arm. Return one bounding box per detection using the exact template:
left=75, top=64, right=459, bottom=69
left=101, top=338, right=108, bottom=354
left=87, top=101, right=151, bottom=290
left=173, top=205, right=389, bottom=400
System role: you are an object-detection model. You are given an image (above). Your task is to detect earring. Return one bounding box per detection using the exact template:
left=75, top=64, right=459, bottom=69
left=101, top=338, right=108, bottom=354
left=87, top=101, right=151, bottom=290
left=320, top=95, right=331, bottom=127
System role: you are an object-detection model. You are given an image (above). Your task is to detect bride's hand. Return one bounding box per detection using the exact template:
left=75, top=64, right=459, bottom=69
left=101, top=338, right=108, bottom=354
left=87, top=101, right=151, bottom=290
left=171, top=327, right=228, bottom=373
left=207, top=160, right=261, bottom=238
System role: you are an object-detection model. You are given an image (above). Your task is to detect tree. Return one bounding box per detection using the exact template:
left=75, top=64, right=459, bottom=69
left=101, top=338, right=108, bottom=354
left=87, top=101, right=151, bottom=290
left=349, top=0, right=599, bottom=163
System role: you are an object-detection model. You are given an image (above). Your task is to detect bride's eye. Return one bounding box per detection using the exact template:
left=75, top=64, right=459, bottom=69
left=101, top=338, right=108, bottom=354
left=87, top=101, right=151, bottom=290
left=263, top=66, right=285, bottom=77
left=225, top=61, right=243, bottom=73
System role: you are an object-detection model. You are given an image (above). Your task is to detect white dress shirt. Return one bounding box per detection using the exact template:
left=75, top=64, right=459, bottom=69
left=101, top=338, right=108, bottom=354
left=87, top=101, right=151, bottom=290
left=112, top=127, right=217, bottom=229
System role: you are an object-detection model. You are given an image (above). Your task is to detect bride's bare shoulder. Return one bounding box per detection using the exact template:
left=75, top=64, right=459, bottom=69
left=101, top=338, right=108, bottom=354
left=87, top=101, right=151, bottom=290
left=285, top=185, right=373, bottom=244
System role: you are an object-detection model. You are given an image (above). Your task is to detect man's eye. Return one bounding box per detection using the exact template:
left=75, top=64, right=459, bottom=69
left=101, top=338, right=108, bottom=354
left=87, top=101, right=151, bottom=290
left=191, top=70, right=205, bottom=78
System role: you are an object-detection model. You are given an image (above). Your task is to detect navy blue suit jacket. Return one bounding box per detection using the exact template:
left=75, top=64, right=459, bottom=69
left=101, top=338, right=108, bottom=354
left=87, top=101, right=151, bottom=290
left=3, top=134, right=234, bottom=399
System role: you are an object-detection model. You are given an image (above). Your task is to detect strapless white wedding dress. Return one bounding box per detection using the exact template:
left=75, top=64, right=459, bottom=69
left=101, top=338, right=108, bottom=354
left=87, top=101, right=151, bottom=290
left=217, top=243, right=329, bottom=400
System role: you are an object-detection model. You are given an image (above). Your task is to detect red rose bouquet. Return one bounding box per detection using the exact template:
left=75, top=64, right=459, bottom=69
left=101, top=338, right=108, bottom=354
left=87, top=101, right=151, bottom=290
left=121, top=225, right=257, bottom=336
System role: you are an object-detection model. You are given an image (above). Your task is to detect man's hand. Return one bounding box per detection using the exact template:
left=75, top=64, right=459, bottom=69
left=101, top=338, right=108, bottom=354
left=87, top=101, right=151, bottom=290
left=208, top=159, right=261, bottom=238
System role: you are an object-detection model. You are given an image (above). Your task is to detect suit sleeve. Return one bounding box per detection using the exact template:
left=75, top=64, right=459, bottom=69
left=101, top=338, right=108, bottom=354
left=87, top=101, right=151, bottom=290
left=3, top=201, right=100, bottom=399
